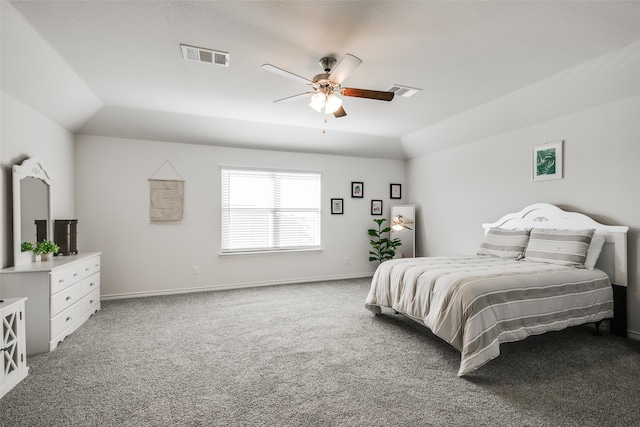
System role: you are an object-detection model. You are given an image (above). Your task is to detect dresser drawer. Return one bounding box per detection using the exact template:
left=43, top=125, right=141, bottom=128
left=50, top=287, right=100, bottom=340
left=50, top=256, right=101, bottom=294
left=50, top=273, right=101, bottom=317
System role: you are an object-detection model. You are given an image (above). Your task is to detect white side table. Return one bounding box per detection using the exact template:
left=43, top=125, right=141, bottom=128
left=0, top=297, right=29, bottom=399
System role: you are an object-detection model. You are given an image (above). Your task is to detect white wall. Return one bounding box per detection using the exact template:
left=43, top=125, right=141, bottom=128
left=0, top=91, right=75, bottom=269
left=406, top=94, right=640, bottom=336
left=74, top=135, right=406, bottom=298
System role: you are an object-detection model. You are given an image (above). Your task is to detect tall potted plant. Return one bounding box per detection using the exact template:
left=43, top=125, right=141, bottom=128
left=368, top=218, right=402, bottom=264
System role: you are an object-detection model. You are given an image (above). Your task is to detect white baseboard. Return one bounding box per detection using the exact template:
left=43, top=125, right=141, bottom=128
left=599, top=321, right=639, bottom=341
left=100, top=272, right=374, bottom=301
left=600, top=321, right=640, bottom=342
left=627, top=329, right=640, bottom=341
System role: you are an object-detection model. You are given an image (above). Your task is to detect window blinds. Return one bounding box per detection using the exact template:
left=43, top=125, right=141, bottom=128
left=221, top=168, right=321, bottom=253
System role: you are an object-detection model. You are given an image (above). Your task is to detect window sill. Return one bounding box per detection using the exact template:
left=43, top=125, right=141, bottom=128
left=219, top=248, right=323, bottom=257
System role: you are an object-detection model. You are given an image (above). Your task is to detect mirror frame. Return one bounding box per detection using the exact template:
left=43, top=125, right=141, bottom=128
left=13, top=157, right=54, bottom=266
left=391, top=204, right=416, bottom=259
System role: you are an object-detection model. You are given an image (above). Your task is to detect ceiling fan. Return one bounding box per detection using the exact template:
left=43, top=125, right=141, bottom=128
left=261, top=53, right=394, bottom=118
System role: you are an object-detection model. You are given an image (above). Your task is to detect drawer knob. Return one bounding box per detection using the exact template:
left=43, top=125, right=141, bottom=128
left=85, top=268, right=90, bottom=271
left=66, top=296, right=72, bottom=301
left=90, top=282, right=95, bottom=287
left=66, top=316, right=71, bottom=322
left=59, top=279, right=64, bottom=284
left=73, top=273, right=78, bottom=277
left=90, top=300, right=94, bottom=304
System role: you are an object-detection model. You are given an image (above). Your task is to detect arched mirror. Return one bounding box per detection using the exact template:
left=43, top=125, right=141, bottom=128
left=391, top=205, right=415, bottom=258
left=13, top=158, right=54, bottom=266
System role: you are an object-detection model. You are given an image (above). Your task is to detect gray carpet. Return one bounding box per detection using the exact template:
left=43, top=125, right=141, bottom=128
left=1, top=278, right=639, bottom=426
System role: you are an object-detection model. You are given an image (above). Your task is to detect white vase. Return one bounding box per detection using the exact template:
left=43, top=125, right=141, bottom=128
left=41, top=253, right=53, bottom=261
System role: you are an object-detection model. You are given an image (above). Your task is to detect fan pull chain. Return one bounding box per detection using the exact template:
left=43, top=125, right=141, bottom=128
left=322, top=118, right=327, bottom=134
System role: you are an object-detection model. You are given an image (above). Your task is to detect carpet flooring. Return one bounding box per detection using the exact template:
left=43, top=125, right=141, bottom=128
left=1, top=278, right=639, bottom=426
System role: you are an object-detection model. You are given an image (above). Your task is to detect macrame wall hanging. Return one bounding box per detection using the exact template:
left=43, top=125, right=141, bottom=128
left=149, top=160, right=184, bottom=224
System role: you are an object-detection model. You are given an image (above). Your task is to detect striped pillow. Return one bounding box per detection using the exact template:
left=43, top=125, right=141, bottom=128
left=524, top=228, right=594, bottom=267
left=477, top=228, right=531, bottom=259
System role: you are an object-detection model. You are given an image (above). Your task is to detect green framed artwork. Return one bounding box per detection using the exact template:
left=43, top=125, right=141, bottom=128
left=533, top=140, right=563, bottom=181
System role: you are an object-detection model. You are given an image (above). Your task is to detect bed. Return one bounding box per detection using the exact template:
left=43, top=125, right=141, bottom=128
left=365, top=203, right=628, bottom=376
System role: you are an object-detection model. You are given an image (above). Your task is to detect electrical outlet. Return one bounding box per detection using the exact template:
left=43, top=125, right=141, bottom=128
left=344, top=257, right=349, bottom=265
left=192, top=266, right=199, bottom=275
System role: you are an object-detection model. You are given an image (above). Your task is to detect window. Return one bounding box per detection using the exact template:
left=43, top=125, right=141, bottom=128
left=221, top=168, right=321, bottom=253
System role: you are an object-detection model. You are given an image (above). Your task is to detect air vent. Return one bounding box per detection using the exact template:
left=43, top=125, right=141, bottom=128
left=180, top=44, right=229, bottom=67
left=388, top=84, right=422, bottom=98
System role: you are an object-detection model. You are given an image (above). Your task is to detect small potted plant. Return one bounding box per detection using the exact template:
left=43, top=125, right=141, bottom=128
left=21, top=241, right=35, bottom=252
left=35, top=240, right=59, bottom=261
left=368, top=218, right=402, bottom=264
left=21, top=241, right=37, bottom=261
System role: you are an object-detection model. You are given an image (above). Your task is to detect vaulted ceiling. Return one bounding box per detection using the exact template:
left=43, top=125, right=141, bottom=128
left=2, top=1, right=640, bottom=159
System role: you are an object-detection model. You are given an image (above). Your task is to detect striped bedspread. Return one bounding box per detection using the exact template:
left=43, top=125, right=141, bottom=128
left=365, top=255, right=613, bottom=376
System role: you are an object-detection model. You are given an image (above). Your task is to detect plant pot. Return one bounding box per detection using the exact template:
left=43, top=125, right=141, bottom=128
left=41, top=253, right=53, bottom=261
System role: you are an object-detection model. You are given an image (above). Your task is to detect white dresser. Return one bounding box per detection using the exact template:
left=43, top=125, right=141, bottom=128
left=0, top=253, right=101, bottom=355
left=0, top=297, right=28, bottom=399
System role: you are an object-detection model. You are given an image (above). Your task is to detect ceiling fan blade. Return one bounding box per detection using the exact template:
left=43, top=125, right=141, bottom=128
left=342, top=88, right=395, bottom=101
left=333, top=106, right=347, bottom=118
left=273, top=92, right=314, bottom=103
left=328, top=54, right=362, bottom=84
left=262, top=64, right=313, bottom=85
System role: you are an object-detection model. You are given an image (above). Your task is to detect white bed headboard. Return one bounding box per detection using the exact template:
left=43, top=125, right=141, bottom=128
left=482, top=203, right=629, bottom=286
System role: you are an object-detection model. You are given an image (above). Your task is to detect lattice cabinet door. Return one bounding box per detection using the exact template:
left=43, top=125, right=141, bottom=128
left=0, top=298, right=29, bottom=399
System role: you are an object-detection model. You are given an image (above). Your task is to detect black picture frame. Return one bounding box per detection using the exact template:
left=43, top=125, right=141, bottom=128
left=351, top=181, right=364, bottom=198
left=331, top=198, right=344, bottom=215
left=371, top=200, right=383, bottom=216
left=390, top=183, right=402, bottom=199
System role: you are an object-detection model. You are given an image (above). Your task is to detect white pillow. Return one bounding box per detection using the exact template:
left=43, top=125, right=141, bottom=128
left=584, top=233, right=606, bottom=270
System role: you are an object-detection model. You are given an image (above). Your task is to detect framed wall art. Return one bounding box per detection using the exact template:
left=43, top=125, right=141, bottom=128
left=533, top=140, right=563, bottom=181
left=331, top=198, right=344, bottom=215
left=371, top=200, right=382, bottom=215
left=390, top=183, right=401, bottom=199
left=351, top=181, right=364, bottom=198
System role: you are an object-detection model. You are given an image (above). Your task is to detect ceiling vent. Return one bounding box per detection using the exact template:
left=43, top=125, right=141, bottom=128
left=180, top=44, right=229, bottom=67
left=388, top=84, right=422, bottom=98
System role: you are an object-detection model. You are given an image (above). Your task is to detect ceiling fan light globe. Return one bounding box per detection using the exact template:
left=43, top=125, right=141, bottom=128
left=324, top=94, right=342, bottom=114
left=309, top=102, right=323, bottom=113
left=309, top=93, right=325, bottom=112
